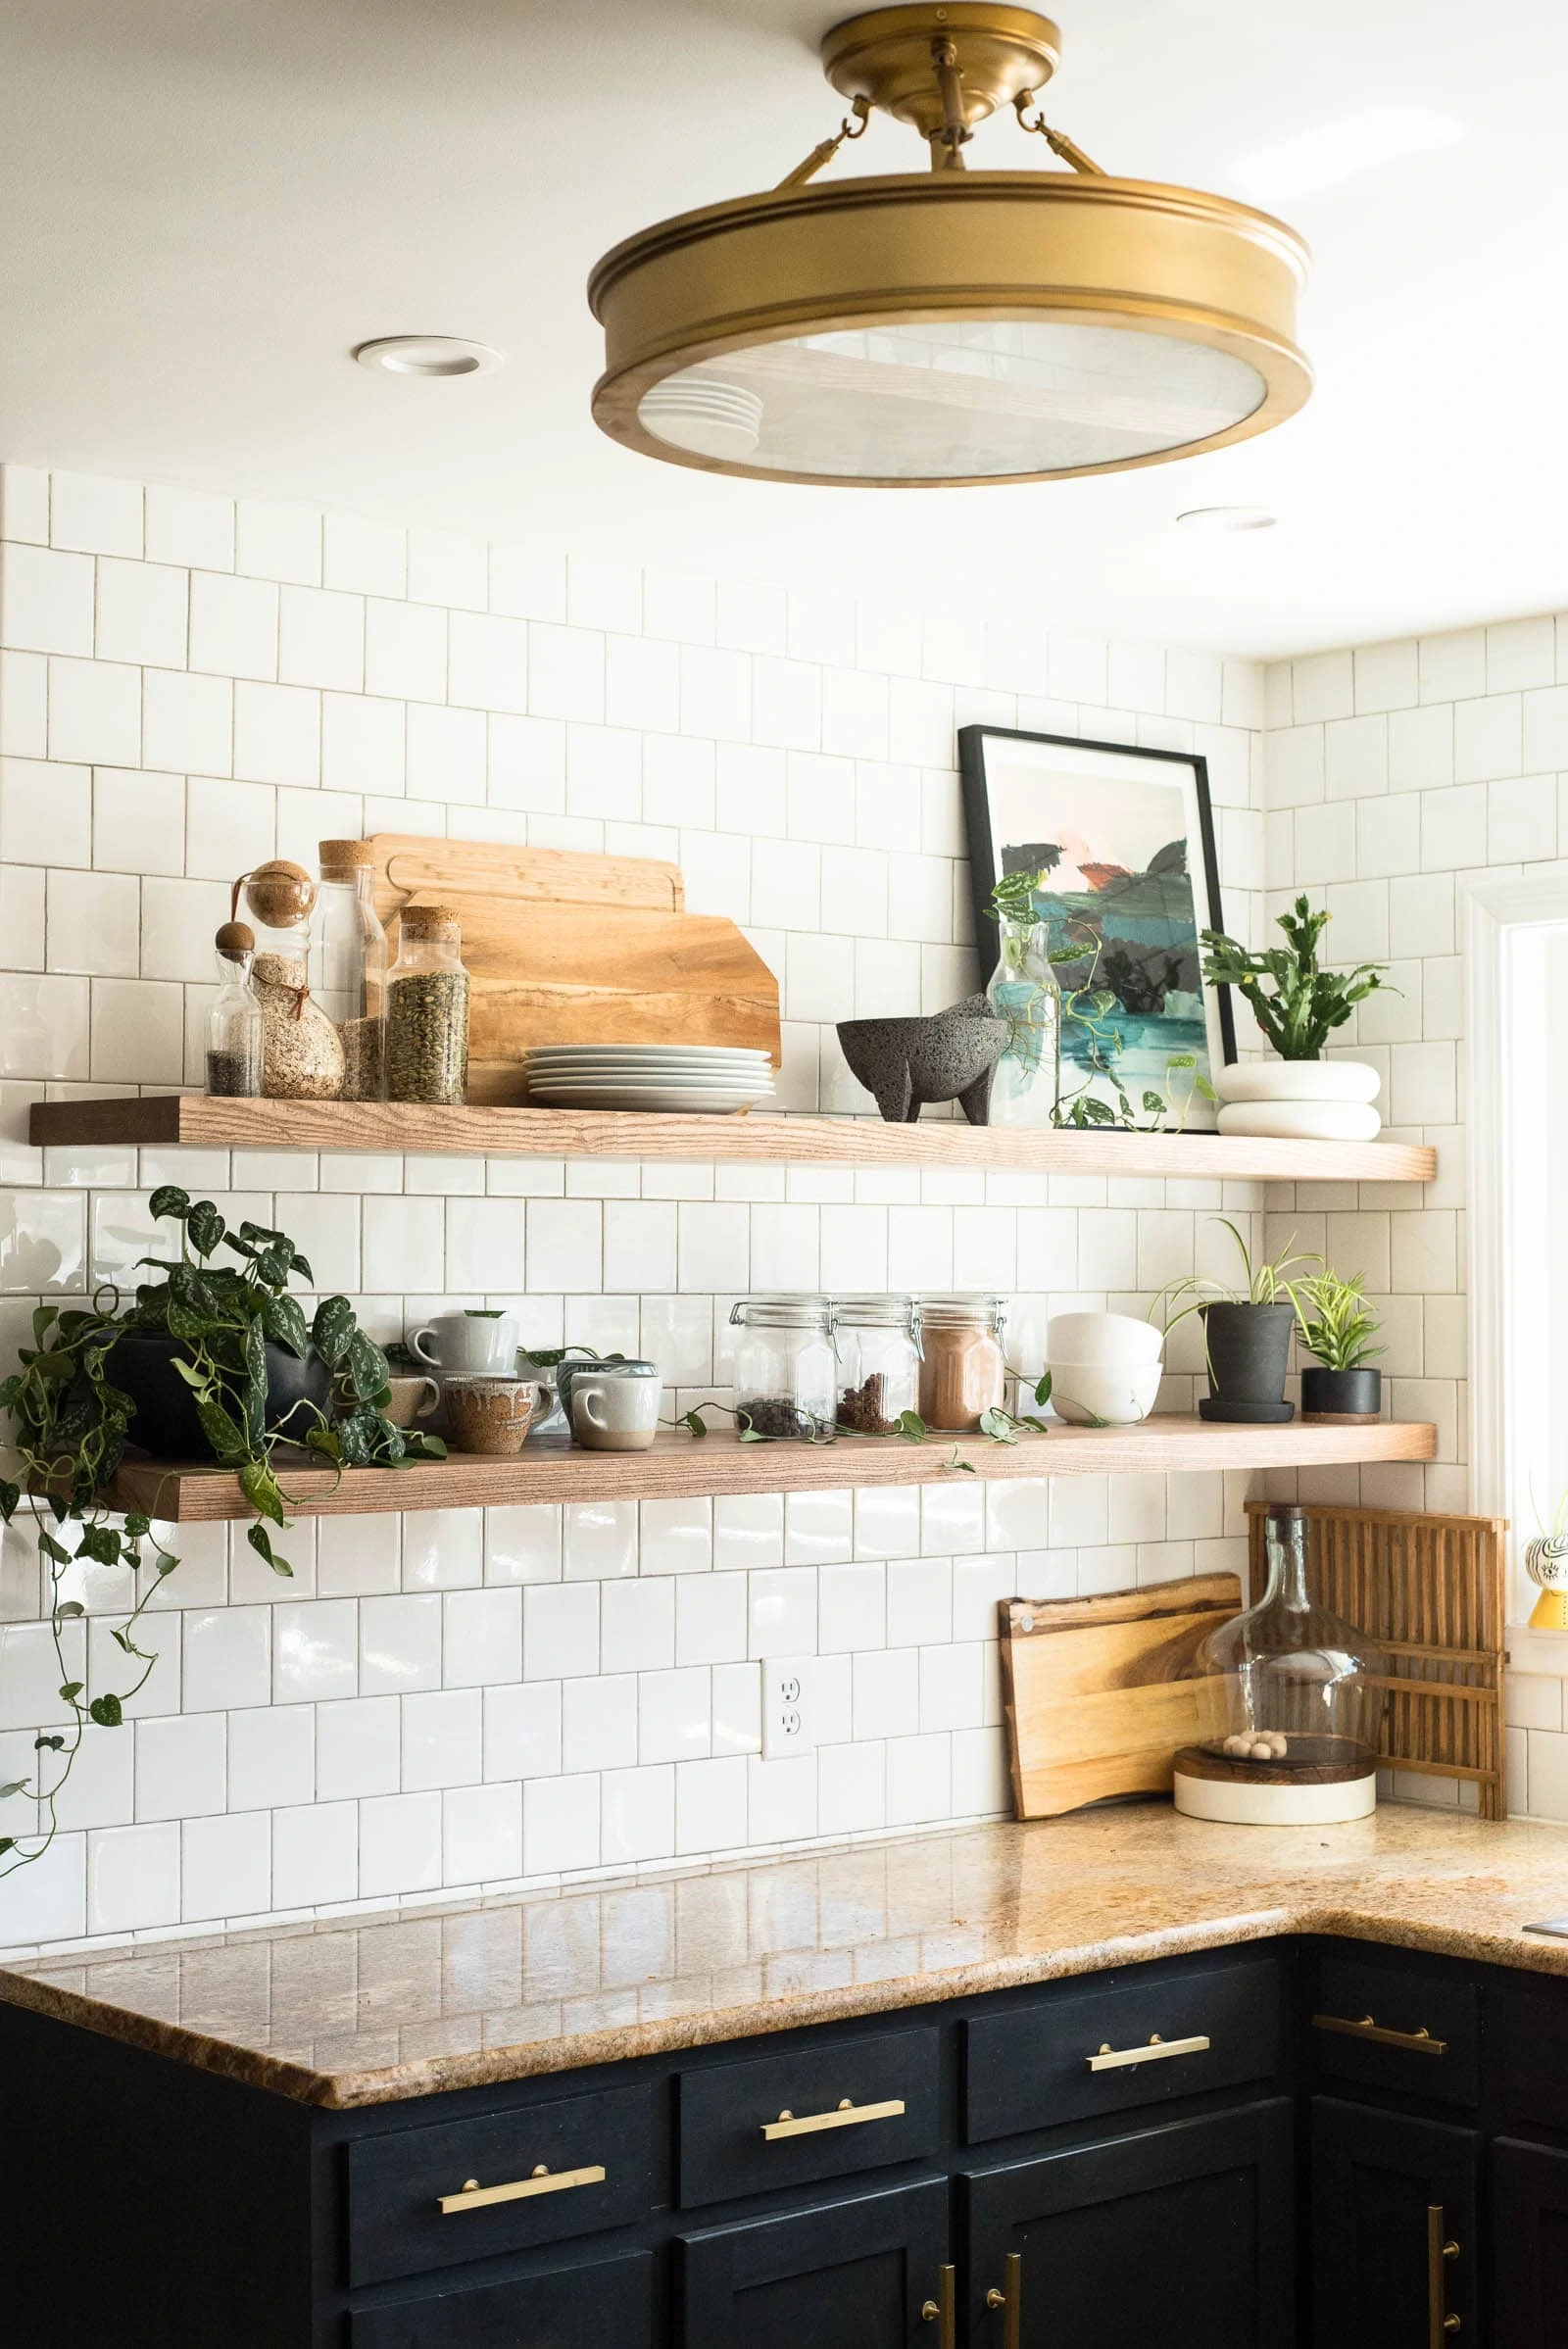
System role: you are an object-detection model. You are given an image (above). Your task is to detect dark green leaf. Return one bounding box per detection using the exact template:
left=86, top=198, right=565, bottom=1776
left=0, top=1839, right=14, bottom=1856
left=0, top=1478, right=20, bottom=1520
left=58, top=1682, right=83, bottom=1704
left=305, top=1424, right=342, bottom=1462
left=0, top=1780, right=28, bottom=1798
left=401, top=1432, right=447, bottom=1459
left=237, top=1457, right=286, bottom=1527
left=87, top=1693, right=122, bottom=1729
left=243, top=1312, right=269, bottom=1444
left=74, top=1526, right=122, bottom=1564
left=38, top=1532, right=71, bottom=1564
left=312, top=1296, right=356, bottom=1367
left=122, top=1511, right=151, bottom=1539
left=260, top=1293, right=311, bottom=1359
left=334, top=1411, right=376, bottom=1467
left=895, top=1409, right=927, bottom=1443
left=246, top=1522, right=292, bottom=1578
left=1033, top=1371, right=1053, bottom=1406
left=185, top=1200, right=226, bottom=1257
left=1142, top=1090, right=1165, bottom=1114
left=33, top=1734, right=65, bottom=1752
left=680, top=1408, right=709, bottom=1438
left=147, top=1185, right=191, bottom=1223
left=345, top=1328, right=390, bottom=1403
left=196, top=1395, right=248, bottom=1462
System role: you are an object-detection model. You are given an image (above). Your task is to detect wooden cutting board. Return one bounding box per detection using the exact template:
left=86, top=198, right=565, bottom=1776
left=999, top=1574, right=1240, bottom=1820
left=364, top=835, right=780, bottom=1104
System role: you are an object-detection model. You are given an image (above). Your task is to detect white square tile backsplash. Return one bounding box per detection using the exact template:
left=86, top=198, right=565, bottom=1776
left=1, top=451, right=1526, bottom=1963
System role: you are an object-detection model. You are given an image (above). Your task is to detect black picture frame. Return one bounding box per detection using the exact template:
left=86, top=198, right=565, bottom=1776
left=957, top=722, right=1237, bottom=1121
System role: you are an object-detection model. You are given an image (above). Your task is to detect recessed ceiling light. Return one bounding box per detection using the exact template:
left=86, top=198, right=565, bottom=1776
left=353, top=335, right=502, bottom=378
left=1177, top=506, right=1278, bottom=533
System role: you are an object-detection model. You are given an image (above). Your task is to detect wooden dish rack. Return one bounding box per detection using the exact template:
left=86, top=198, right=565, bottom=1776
left=1246, top=1500, right=1508, bottom=1820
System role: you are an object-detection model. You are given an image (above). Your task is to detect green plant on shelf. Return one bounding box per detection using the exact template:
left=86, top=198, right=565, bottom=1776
left=1200, top=894, right=1391, bottom=1060
left=1153, top=1216, right=1323, bottom=1339
left=0, top=1187, right=445, bottom=1881
left=1297, top=1269, right=1384, bottom=1372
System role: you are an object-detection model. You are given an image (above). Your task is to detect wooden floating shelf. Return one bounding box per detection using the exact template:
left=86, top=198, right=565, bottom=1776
left=28, top=1096, right=1438, bottom=1184
left=106, top=1419, right=1439, bottom=1521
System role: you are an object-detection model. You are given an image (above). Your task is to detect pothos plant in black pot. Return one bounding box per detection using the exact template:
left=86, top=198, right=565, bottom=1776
left=0, top=1186, right=445, bottom=1877
left=1156, top=1217, right=1322, bottom=1425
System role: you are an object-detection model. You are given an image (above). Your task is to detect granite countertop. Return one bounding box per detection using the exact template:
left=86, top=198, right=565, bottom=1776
left=7, top=1805, right=1568, bottom=2109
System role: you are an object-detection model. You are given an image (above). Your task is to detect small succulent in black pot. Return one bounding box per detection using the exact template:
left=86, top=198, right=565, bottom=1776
left=1297, top=1269, right=1384, bottom=1423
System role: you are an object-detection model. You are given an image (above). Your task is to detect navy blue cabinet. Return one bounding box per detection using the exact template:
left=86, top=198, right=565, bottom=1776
left=679, top=2178, right=950, bottom=2348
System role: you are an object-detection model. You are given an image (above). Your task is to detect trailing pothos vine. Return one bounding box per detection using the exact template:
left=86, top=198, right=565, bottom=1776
left=0, top=1188, right=444, bottom=1878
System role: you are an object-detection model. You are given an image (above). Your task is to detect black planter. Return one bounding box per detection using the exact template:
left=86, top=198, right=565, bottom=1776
left=109, top=1333, right=332, bottom=1460
left=1198, top=1301, right=1296, bottom=1423
left=1301, top=1364, right=1383, bottom=1422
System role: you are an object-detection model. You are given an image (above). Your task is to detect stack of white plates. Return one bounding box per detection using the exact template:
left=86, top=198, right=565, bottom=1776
left=524, top=1043, right=776, bottom=1114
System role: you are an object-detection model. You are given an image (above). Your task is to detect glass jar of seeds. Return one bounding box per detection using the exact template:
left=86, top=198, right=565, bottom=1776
left=729, top=1296, right=838, bottom=1440
left=386, top=905, right=470, bottom=1103
left=834, top=1296, right=922, bottom=1433
left=205, top=921, right=264, bottom=1098
left=316, top=838, right=387, bottom=1100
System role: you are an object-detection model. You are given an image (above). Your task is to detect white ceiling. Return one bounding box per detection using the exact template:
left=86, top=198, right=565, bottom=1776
left=2, top=0, right=1564, bottom=656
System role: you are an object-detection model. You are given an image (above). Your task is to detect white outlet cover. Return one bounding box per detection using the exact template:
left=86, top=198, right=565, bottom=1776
left=760, top=1655, right=816, bottom=1761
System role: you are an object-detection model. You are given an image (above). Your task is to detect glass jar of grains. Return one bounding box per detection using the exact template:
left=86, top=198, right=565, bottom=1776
left=386, top=905, right=470, bottom=1103
left=729, top=1296, right=838, bottom=1440
left=316, top=839, right=387, bottom=1101
left=914, top=1294, right=1007, bottom=1432
left=835, top=1296, right=921, bottom=1434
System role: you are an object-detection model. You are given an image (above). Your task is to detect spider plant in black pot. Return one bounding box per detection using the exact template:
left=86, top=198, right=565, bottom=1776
left=1297, top=1269, right=1384, bottom=1423
left=0, top=1187, right=444, bottom=1879
left=1156, top=1218, right=1322, bottom=1424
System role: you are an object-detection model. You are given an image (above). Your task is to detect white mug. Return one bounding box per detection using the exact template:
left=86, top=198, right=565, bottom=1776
left=570, top=1373, right=661, bottom=1451
left=410, top=1311, right=519, bottom=1377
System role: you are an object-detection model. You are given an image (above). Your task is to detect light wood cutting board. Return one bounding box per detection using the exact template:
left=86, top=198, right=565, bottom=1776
left=999, top=1574, right=1240, bottom=1820
left=364, top=835, right=780, bottom=1104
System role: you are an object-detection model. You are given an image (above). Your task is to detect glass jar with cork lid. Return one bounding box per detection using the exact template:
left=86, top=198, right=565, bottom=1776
left=206, top=922, right=264, bottom=1098
left=316, top=839, right=388, bottom=1101
left=386, top=905, right=470, bottom=1103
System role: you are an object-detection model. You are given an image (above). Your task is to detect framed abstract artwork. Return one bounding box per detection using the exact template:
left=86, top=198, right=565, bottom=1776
left=958, top=724, right=1235, bottom=1128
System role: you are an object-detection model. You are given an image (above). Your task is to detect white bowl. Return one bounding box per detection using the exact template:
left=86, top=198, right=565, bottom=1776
left=1047, top=1359, right=1163, bottom=1426
left=1216, top=1101, right=1382, bottom=1143
left=1046, top=1310, right=1164, bottom=1367
left=1215, top=1059, right=1380, bottom=1105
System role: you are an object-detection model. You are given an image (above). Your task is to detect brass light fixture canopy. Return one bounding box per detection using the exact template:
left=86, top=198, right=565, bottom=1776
left=588, top=5, right=1311, bottom=488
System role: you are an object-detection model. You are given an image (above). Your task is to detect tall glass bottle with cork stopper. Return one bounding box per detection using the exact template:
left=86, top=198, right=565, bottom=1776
left=386, top=905, right=470, bottom=1103
left=206, top=922, right=264, bottom=1098
left=316, top=839, right=387, bottom=1100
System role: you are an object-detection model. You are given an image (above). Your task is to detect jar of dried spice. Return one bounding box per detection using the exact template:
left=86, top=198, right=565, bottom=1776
left=835, top=1296, right=921, bottom=1434
left=387, top=905, right=470, bottom=1103
left=913, top=1293, right=1007, bottom=1432
left=729, top=1296, right=837, bottom=1440
left=254, top=953, right=346, bottom=1100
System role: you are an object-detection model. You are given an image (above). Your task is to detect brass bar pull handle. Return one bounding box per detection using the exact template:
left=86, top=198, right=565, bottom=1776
left=985, top=2251, right=1022, bottom=2349
left=1087, top=2031, right=1211, bottom=2073
left=1313, top=2011, right=1447, bottom=2056
left=437, top=2162, right=606, bottom=2215
left=760, top=2095, right=906, bottom=2140
left=1428, top=2206, right=1461, bottom=2342
left=920, top=2262, right=956, bottom=2348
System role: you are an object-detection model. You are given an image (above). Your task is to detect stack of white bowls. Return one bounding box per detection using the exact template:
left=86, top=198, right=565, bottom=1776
left=1045, top=1312, right=1165, bottom=1427
left=1214, top=1060, right=1381, bottom=1142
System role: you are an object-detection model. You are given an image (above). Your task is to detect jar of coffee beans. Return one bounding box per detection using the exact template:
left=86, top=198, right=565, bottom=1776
left=386, top=905, right=470, bottom=1103
left=729, top=1296, right=837, bottom=1440
left=835, top=1296, right=921, bottom=1433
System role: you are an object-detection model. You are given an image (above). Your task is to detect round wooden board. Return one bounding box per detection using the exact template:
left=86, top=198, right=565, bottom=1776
left=1172, top=1743, right=1377, bottom=1789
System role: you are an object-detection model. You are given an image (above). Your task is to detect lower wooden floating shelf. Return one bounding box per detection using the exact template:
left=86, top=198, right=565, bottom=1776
left=26, top=1094, right=1439, bottom=1184
left=103, top=1418, right=1439, bottom=1521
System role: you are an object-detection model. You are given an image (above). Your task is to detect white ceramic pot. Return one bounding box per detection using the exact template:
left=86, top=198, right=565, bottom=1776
left=1216, top=1101, right=1382, bottom=1143
left=1047, top=1359, right=1162, bottom=1426
left=1215, top=1060, right=1380, bottom=1105
left=1046, top=1310, right=1164, bottom=1367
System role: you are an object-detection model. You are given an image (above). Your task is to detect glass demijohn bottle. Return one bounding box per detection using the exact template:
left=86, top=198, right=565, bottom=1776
left=206, top=922, right=265, bottom=1098
left=1196, top=1504, right=1384, bottom=1773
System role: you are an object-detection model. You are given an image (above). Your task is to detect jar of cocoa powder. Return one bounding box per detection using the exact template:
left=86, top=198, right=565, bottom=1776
left=913, top=1294, right=1007, bottom=1432
left=835, top=1297, right=921, bottom=1434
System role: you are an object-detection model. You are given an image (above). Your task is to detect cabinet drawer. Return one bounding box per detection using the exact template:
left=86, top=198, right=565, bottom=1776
left=346, top=2082, right=656, bottom=2287
left=676, top=2026, right=940, bottom=2208
left=348, top=2248, right=652, bottom=2348
left=1305, top=1950, right=1478, bottom=2107
left=965, top=1958, right=1279, bottom=2143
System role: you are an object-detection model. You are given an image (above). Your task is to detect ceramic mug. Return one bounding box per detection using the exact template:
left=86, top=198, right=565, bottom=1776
left=381, top=1372, right=441, bottom=1429
left=555, top=1356, right=659, bottom=1431
left=410, top=1311, right=519, bottom=1376
left=570, top=1371, right=661, bottom=1451
left=443, top=1375, right=537, bottom=1456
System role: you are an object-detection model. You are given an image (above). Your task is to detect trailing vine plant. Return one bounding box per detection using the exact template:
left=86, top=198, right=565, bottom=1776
left=0, top=1187, right=444, bottom=1877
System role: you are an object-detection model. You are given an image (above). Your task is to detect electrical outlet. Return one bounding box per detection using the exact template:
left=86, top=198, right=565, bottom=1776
left=760, top=1656, right=816, bottom=1761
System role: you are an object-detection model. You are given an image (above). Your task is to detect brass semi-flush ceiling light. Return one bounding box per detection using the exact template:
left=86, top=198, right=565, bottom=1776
left=587, top=3, right=1310, bottom=488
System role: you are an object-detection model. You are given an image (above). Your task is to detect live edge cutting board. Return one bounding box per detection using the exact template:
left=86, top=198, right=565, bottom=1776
left=999, top=1573, right=1240, bottom=1820
left=366, top=835, right=781, bottom=1105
